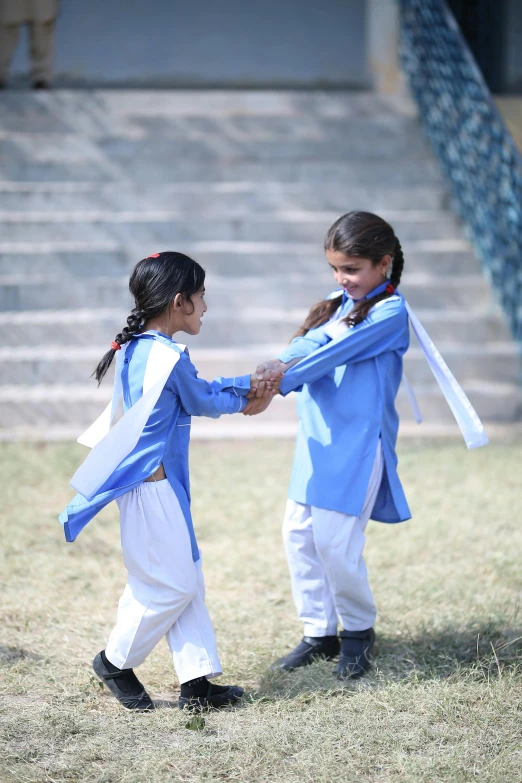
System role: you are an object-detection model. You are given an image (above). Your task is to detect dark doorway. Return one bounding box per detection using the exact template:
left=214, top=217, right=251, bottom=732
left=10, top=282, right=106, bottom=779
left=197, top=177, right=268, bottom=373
left=447, top=0, right=506, bottom=92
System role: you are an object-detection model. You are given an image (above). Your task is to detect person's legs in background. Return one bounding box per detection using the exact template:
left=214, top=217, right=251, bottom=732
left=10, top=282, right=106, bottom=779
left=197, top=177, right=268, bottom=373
left=0, top=23, right=20, bottom=87
left=28, top=18, right=56, bottom=88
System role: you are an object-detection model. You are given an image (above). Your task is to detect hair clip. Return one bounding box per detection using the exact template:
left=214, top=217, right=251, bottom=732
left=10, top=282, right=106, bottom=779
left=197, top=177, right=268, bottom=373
left=385, top=283, right=395, bottom=294
left=111, top=340, right=121, bottom=351
left=147, top=253, right=160, bottom=258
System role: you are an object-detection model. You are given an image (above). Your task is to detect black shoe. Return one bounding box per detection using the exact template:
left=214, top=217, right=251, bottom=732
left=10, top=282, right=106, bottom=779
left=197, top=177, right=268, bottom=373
left=178, top=680, right=244, bottom=711
left=92, top=651, right=155, bottom=711
left=272, top=635, right=340, bottom=672
left=335, top=628, right=375, bottom=680
left=32, top=80, right=49, bottom=89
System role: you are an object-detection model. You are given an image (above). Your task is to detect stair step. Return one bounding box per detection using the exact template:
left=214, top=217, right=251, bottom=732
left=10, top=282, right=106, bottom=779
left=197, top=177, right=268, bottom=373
left=0, top=381, right=518, bottom=429
left=0, top=155, right=443, bottom=186
left=0, top=180, right=448, bottom=210
left=0, top=237, right=472, bottom=257
left=0, top=307, right=512, bottom=347
left=0, top=342, right=518, bottom=386
left=0, top=271, right=490, bottom=312
left=0, top=217, right=464, bottom=245
left=0, top=89, right=401, bottom=120
left=0, top=250, right=482, bottom=279
left=0, top=209, right=455, bottom=222
left=0, top=245, right=481, bottom=279
left=3, top=120, right=439, bottom=165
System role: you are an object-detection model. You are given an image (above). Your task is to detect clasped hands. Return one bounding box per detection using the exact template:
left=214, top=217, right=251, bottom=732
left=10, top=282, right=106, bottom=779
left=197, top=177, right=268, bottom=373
left=245, top=359, right=286, bottom=416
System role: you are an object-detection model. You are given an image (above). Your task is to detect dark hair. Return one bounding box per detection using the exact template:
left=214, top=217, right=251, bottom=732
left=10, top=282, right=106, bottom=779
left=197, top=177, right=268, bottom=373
left=295, top=211, right=404, bottom=337
left=94, top=251, right=205, bottom=384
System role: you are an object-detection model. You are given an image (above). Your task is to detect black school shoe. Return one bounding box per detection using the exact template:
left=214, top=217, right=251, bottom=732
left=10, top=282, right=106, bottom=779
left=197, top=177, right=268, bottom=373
left=335, top=628, right=376, bottom=679
left=272, top=635, right=340, bottom=672
left=178, top=679, right=244, bottom=711
left=93, top=651, right=155, bottom=711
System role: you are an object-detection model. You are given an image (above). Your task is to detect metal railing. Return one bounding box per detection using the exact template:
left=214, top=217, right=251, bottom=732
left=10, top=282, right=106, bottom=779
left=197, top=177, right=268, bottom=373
left=399, top=0, right=522, bottom=346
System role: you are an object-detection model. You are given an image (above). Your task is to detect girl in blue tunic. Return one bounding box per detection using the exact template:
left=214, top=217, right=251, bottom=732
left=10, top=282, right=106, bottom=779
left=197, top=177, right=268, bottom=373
left=248, top=211, right=487, bottom=679
left=60, top=251, right=278, bottom=711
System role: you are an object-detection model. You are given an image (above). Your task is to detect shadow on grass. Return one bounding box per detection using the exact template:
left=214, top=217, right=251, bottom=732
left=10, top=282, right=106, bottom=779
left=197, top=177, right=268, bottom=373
left=375, top=623, right=522, bottom=678
left=0, top=645, right=44, bottom=666
left=253, top=623, right=522, bottom=702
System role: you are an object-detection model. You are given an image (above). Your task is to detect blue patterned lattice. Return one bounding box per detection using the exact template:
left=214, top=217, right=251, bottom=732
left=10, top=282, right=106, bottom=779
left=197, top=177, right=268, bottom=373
left=399, top=0, right=522, bottom=346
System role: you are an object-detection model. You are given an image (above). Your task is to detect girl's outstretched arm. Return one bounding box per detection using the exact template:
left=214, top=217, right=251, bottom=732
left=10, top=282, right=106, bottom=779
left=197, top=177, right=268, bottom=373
left=254, top=356, right=304, bottom=381
left=280, top=302, right=408, bottom=395
left=277, top=325, right=332, bottom=365
left=254, top=321, right=334, bottom=380
left=168, top=351, right=252, bottom=418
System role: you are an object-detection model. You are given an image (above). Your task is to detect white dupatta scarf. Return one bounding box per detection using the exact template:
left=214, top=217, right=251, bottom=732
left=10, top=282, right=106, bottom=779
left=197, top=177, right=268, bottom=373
left=404, top=303, right=488, bottom=449
left=71, top=339, right=184, bottom=500
left=324, top=296, right=488, bottom=450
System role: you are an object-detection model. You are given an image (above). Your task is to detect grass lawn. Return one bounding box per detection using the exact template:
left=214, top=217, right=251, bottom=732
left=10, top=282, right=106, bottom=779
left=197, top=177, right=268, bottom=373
left=0, top=439, right=521, bottom=783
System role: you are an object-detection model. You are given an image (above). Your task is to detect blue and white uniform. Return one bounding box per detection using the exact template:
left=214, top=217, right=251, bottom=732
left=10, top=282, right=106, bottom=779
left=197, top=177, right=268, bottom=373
left=276, top=281, right=487, bottom=636
left=59, top=330, right=250, bottom=682
left=279, top=283, right=410, bottom=524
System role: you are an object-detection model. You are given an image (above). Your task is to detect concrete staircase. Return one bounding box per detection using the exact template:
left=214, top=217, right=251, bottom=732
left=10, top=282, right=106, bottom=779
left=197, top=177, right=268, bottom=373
left=0, top=90, right=520, bottom=440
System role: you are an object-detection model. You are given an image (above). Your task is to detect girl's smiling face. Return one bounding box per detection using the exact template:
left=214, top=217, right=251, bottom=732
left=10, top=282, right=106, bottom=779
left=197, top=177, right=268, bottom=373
left=326, top=249, right=391, bottom=301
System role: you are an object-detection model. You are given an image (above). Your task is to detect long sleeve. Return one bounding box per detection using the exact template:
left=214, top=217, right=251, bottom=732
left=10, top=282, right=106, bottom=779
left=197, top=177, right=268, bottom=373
left=277, top=325, right=332, bottom=364
left=168, top=352, right=251, bottom=418
left=280, top=301, right=408, bottom=396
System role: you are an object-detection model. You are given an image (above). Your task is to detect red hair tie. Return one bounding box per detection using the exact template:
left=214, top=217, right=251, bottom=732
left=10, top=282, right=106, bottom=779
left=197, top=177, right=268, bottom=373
left=385, top=283, right=395, bottom=294
left=147, top=253, right=160, bottom=258
left=111, top=340, right=121, bottom=351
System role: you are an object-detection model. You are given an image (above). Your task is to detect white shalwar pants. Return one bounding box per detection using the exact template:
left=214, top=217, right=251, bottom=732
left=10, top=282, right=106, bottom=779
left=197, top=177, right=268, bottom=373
left=105, top=479, right=222, bottom=684
left=283, top=440, right=384, bottom=637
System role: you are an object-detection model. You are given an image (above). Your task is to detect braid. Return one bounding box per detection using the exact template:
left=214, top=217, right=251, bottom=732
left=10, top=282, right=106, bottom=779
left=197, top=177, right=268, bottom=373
left=115, top=308, right=147, bottom=347
left=390, top=238, right=404, bottom=288
left=293, top=295, right=342, bottom=338
left=93, top=308, right=147, bottom=384
left=342, top=235, right=405, bottom=329
left=343, top=291, right=390, bottom=328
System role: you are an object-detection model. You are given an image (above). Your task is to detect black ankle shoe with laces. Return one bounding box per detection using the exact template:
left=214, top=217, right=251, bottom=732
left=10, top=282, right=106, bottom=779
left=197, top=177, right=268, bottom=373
left=93, top=651, right=155, bottom=711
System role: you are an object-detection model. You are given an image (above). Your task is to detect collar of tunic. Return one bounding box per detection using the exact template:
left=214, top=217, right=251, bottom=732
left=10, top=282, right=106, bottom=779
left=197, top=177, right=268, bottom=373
left=340, top=280, right=397, bottom=306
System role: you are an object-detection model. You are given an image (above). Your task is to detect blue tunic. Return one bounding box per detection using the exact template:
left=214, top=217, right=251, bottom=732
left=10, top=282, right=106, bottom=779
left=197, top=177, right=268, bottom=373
left=278, top=283, right=411, bottom=523
left=59, top=331, right=250, bottom=559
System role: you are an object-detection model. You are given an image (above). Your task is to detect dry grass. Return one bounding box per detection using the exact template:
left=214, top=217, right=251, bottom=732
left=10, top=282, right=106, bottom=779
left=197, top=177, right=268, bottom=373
left=0, top=439, right=521, bottom=783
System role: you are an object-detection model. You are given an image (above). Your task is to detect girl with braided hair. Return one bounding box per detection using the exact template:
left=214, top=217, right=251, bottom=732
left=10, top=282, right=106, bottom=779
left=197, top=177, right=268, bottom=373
left=59, top=251, right=280, bottom=712
left=248, top=211, right=487, bottom=680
